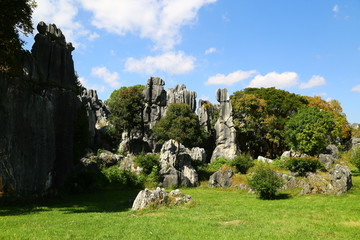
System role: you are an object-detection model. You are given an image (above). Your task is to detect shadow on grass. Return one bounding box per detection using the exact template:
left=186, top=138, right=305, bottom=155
left=274, top=193, right=292, bottom=200
left=352, top=170, right=360, bottom=177
left=0, top=188, right=140, bottom=216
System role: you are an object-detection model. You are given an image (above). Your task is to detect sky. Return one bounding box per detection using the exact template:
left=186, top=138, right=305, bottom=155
left=22, top=0, right=360, bottom=123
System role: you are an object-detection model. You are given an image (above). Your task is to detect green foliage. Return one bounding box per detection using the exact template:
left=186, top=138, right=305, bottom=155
left=208, top=157, right=229, bottom=171
left=0, top=0, right=36, bottom=75
left=144, top=165, right=160, bottom=188
left=248, top=162, right=284, bottom=200
left=350, top=148, right=360, bottom=171
left=102, top=166, right=143, bottom=188
left=230, top=154, right=254, bottom=174
left=153, top=103, right=207, bottom=148
left=231, top=87, right=308, bottom=158
left=285, top=157, right=323, bottom=176
left=134, top=153, right=160, bottom=174
left=69, top=169, right=107, bottom=193
left=272, top=158, right=287, bottom=169
left=285, top=107, right=336, bottom=155
left=105, top=85, right=145, bottom=141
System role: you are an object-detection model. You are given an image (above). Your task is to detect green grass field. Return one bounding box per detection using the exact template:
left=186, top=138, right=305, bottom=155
left=1, top=176, right=360, bottom=240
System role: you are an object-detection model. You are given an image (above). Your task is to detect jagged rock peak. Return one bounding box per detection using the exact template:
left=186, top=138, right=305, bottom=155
left=216, top=88, right=230, bottom=103
left=36, top=21, right=74, bottom=51
left=167, top=84, right=197, bottom=112
left=143, top=76, right=166, bottom=105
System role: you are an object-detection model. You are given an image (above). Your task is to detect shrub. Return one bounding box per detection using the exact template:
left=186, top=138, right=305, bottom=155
left=134, top=153, right=160, bottom=174
left=285, top=157, right=322, bottom=176
left=69, top=169, right=107, bottom=193
left=230, top=154, right=254, bottom=174
left=248, top=163, right=284, bottom=200
left=350, top=148, right=360, bottom=171
left=272, top=158, right=287, bottom=169
left=208, top=157, right=229, bottom=172
left=102, top=166, right=143, bottom=188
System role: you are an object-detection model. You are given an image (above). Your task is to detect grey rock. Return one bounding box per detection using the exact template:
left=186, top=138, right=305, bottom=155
left=166, top=84, right=197, bottom=112
left=300, top=173, right=330, bottom=194
left=208, top=167, right=233, bottom=188
left=281, top=150, right=308, bottom=159
left=119, top=155, right=143, bottom=175
left=132, top=187, right=168, bottom=210
left=319, top=154, right=335, bottom=170
left=329, top=164, right=352, bottom=194
left=0, top=22, right=86, bottom=195
left=188, top=147, right=207, bottom=164
left=324, top=144, right=339, bottom=159
left=352, top=138, right=360, bottom=149
left=197, top=99, right=212, bottom=132
left=257, top=156, right=273, bottom=163
left=159, top=140, right=199, bottom=187
left=211, top=88, right=237, bottom=161
left=169, top=189, right=192, bottom=205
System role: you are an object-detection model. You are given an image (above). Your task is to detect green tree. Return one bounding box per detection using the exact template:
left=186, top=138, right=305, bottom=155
left=0, top=0, right=36, bottom=75
left=285, top=107, right=336, bottom=155
left=231, top=88, right=308, bottom=158
left=105, top=85, right=145, bottom=140
left=153, top=103, right=207, bottom=148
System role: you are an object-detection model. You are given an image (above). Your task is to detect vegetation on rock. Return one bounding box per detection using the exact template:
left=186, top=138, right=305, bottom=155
left=285, top=157, right=323, bottom=176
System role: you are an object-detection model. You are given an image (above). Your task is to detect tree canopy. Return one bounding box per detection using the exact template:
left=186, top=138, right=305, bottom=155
left=285, top=106, right=336, bottom=155
left=153, top=103, right=207, bottom=148
left=231, top=87, right=308, bottom=158
left=105, top=85, right=145, bottom=140
left=0, top=0, right=36, bottom=75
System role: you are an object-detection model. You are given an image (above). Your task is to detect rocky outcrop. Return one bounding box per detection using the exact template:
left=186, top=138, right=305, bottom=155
left=208, top=166, right=233, bottom=188
left=143, top=77, right=167, bottom=129
left=211, top=89, right=237, bottom=161
left=81, top=89, right=109, bottom=147
left=159, top=140, right=201, bottom=188
left=299, top=164, right=352, bottom=195
left=131, top=187, right=191, bottom=210
left=167, top=84, right=197, bottom=112
left=197, top=99, right=214, bottom=132
left=257, top=156, right=273, bottom=163
left=0, top=22, right=98, bottom=196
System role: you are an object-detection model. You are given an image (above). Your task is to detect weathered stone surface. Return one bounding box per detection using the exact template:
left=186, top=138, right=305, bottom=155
left=119, top=155, right=143, bottom=175
left=329, top=164, right=352, bottom=194
left=257, top=156, right=273, bottom=163
left=167, top=84, right=197, bottom=112
left=197, top=99, right=212, bottom=132
left=299, top=164, right=352, bottom=195
left=208, top=167, right=233, bottom=188
left=132, top=187, right=168, bottom=210
left=188, top=147, right=207, bottom=164
left=281, top=150, right=308, bottom=159
left=0, top=22, right=100, bottom=196
left=159, top=140, right=199, bottom=187
left=319, top=154, right=335, bottom=170
left=351, top=138, right=360, bottom=149
left=132, top=188, right=192, bottom=210
left=324, top=144, right=339, bottom=159
left=211, top=89, right=237, bottom=161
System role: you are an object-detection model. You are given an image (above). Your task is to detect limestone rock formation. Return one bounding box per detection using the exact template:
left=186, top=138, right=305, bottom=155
left=208, top=166, right=233, bottom=188
left=131, top=188, right=191, bottom=210
left=132, top=187, right=168, bottom=210
left=143, top=77, right=167, bottom=129
left=159, top=140, right=200, bottom=188
left=211, top=89, right=237, bottom=161
left=197, top=99, right=213, bottom=132
left=329, top=164, right=352, bottom=194
left=0, top=22, right=102, bottom=196
left=167, top=84, right=197, bottom=112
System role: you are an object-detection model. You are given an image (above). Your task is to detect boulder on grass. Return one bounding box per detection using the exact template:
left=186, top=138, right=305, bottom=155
left=208, top=166, right=233, bottom=188
left=131, top=187, right=168, bottom=210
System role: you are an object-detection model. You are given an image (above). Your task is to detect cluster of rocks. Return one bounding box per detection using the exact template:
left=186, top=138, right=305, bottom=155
left=131, top=187, right=192, bottom=210
left=208, top=166, right=234, bottom=188
left=159, top=140, right=205, bottom=188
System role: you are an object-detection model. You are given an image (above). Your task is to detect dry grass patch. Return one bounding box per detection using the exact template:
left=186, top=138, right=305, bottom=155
left=219, top=220, right=246, bottom=226
left=341, top=221, right=360, bottom=228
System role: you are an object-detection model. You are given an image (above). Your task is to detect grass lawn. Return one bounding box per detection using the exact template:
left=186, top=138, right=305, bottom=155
left=1, top=175, right=360, bottom=240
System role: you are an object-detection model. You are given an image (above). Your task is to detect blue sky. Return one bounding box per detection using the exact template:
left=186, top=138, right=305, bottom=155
left=22, top=0, right=360, bottom=123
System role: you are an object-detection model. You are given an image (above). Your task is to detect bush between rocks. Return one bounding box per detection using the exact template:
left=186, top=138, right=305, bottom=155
left=248, top=163, right=284, bottom=200
left=285, top=157, right=323, bottom=176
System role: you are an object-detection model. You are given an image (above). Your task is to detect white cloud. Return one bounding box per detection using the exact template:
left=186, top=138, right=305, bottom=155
left=77, top=0, right=216, bottom=50
left=205, top=47, right=217, bottom=54
left=87, top=32, right=100, bottom=41
left=206, top=70, right=257, bottom=86
left=32, top=0, right=94, bottom=46
left=247, top=72, right=299, bottom=89
left=351, top=85, right=360, bottom=92
left=299, top=75, right=326, bottom=89
left=79, top=77, right=106, bottom=93
left=332, top=4, right=339, bottom=13
left=91, top=67, right=120, bottom=88
left=125, top=51, right=195, bottom=75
